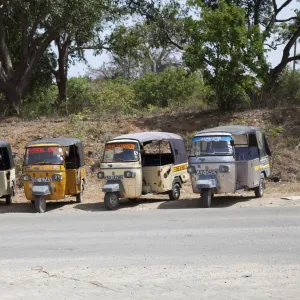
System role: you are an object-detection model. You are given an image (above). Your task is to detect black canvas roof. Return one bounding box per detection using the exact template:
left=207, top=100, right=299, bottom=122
left=26, top=138, right=84, bottom=167
left=0, top=140, right=14, bottom=169
left=26, top=138, right=82, bottom=147
left=0, top=141, right=11, bottom=148
left=196, top=125, right=261, bottom=136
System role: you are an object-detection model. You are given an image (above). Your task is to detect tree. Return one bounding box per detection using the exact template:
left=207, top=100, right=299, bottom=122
left=198, top=0, right=300, bottom=82
left=46, top=1, right=121, bottom=110
left=91, top=22, right=182, bottom=79
left=184, top=1, right=265, bottom=110
left=0, top=0, right=110, bottom=114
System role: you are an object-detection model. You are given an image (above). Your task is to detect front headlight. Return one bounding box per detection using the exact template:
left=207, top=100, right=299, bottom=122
left=124, top=171, right=135, bottom=178
left=52, top=174, right=63, bottom=181
left=187, top=166, right=196, bottom=174
left=219, top=165, right=230, bottom=173
left=97, top=171, right=105, bottom=179
left=23, top=175, right=31, bottom=181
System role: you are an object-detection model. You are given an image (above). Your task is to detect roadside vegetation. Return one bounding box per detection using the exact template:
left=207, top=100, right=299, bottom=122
left=0, top=0, right=300, bottom=185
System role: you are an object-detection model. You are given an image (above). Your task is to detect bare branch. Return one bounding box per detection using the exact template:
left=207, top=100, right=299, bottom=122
left=276, top=17, right=298, bottom=23
left=0, top=3, right=13, bottom=77
left=263, top=0, right=294, bottom=40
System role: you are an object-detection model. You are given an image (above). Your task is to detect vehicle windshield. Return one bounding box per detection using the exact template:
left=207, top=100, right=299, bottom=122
left=103, top=142, right=139, bottom=163
left=190, top=136, right=233, bottom=156
left=25, top=147, right=64, bottom=165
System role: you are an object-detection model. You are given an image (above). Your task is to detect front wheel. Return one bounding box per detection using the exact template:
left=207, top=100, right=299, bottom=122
left=199, top=189, right=212, bottom=208
left=169, top=183, right=181, bottom=201
left=255, top=175, right=265, bottom=198
left=35, top=196, right=46, bottom=213
left=104, top=192, right=120, bottom=210
left=76, top=181, right=84, bottom=203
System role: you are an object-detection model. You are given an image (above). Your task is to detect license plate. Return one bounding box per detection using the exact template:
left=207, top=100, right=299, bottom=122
left=197, top=169, right=218, bottom=176
left=104, top=175, right=124, bottom=180
left=31, top=177, right=52, bottom=183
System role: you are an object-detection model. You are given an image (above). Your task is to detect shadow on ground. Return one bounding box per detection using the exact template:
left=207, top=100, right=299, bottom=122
left=0, top=199, right=76, bottom=214
left=157, top=195, right=255, bottom=209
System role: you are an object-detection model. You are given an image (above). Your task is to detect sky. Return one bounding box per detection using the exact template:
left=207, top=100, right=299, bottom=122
left=68, top=0, right=300, bottom=77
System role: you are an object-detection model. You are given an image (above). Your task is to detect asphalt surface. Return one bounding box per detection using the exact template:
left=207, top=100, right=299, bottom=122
left=0, top=207, right=300, bottom=299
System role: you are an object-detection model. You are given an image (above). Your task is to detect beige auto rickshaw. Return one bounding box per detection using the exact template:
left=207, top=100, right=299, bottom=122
left=23, top=138, right=86, bottom=213
left=0, top=141, right=16, bottom=205
left=188, top=125, right=271, bottom=208
left=98, top=132, right=188, bottom=210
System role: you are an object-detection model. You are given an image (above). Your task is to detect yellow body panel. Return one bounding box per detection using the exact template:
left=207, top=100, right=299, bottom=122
left=23, top=147, right=86, bottom=201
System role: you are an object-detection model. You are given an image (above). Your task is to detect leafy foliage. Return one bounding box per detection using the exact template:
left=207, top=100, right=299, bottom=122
left=185, top=1, right=265, bottom=110
left=133, top=67, right=209, bottom=108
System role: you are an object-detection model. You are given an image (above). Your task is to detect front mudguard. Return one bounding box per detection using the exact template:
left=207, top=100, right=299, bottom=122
left=196, top=177, right=218, bottom=190
left=32, top=184, right=51, bottom=196
left=102, top=180, right=124, bottom=194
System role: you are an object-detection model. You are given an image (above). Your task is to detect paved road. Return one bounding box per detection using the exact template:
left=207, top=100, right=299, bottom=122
left=0, top=207, right=299, bottom=299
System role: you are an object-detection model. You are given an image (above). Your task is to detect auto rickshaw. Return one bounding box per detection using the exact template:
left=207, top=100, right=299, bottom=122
left=98, top=132, right=188, bottom=210
left=23, top=138, right=86, bottom=213
left=188, top=125, right=271, bottom=208
left=0, top=141, right=16, bottom=205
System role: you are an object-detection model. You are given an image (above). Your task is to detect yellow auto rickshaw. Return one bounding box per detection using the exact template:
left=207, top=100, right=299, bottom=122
left=23, top=138, right=86, bottom=213
left=0, top=141, right=16, bottom=205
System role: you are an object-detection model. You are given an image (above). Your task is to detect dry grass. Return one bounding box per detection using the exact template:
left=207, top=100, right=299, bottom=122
left=1, top=107, right=300, bottom=185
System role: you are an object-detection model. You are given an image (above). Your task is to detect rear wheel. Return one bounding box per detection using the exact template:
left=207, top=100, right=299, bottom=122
left=76, top=181, right=84, bottom=203
left=169, top=183, right=181, bottom=201
left=5, top=194, right=12, bottom=205
left=104, top=192, right=120, bottom=210
left=199, top=189, right=212, bottom=208
left=255, top=175, right=265, bottom=198
left=35, top=196, right=46, bottom=213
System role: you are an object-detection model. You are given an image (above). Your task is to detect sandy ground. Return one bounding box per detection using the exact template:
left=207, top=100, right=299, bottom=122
left=2, top=179, right=300, bottom=214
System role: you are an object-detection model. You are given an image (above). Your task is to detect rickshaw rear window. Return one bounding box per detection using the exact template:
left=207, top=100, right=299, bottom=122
left=25, top=147, right=64, bottom=165
left=103, top=143, right=139, bottom=162
left=190, top=136, right=233, bottom=156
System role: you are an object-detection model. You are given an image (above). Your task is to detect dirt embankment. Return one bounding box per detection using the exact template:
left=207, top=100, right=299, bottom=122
left=1, top=108, right=300, bottom=213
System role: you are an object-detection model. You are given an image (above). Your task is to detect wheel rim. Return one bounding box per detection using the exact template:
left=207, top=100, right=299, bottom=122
left=110, top=194, right=118, bottom=206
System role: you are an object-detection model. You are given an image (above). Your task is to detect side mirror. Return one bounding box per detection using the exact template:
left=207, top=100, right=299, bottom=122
left=65, top=150, right=69, bottom=157
left=140, top=149, right=145, bottom=155
left=230, top=140, right=235, bottom=147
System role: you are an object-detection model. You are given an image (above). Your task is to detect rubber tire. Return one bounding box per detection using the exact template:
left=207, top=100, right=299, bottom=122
left=255, top=175, right=265, bottom=198
left=35, top=196, right=46, bottom=213
left=169, top=183, right=181, bottom=201
left=104, top=192, right=120, bottom=210
left=76, top=181, right=84, bottom=203
left=5, top=194, right=12, bottom=205
left=199, top=189, right=212, bottom=208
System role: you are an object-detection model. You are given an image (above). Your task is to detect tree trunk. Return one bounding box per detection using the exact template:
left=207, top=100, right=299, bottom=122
left=3, top=84, right=22, bottom=115
left=54, top=36, right=70, bottom=114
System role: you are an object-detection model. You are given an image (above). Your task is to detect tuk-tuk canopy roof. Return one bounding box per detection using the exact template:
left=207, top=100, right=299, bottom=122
left=26, top=138, right=85, bottom=166
left=0, top=140, right=11, bottom=148
left=0, top=140, right=14, bottom=169
left=196, top=125, right=261, bottom=136
left=113, top=132, right=183, bottom=143
left=112, top=132, right=187, bottom=165
left=26, top=138, right=82, bottom=147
